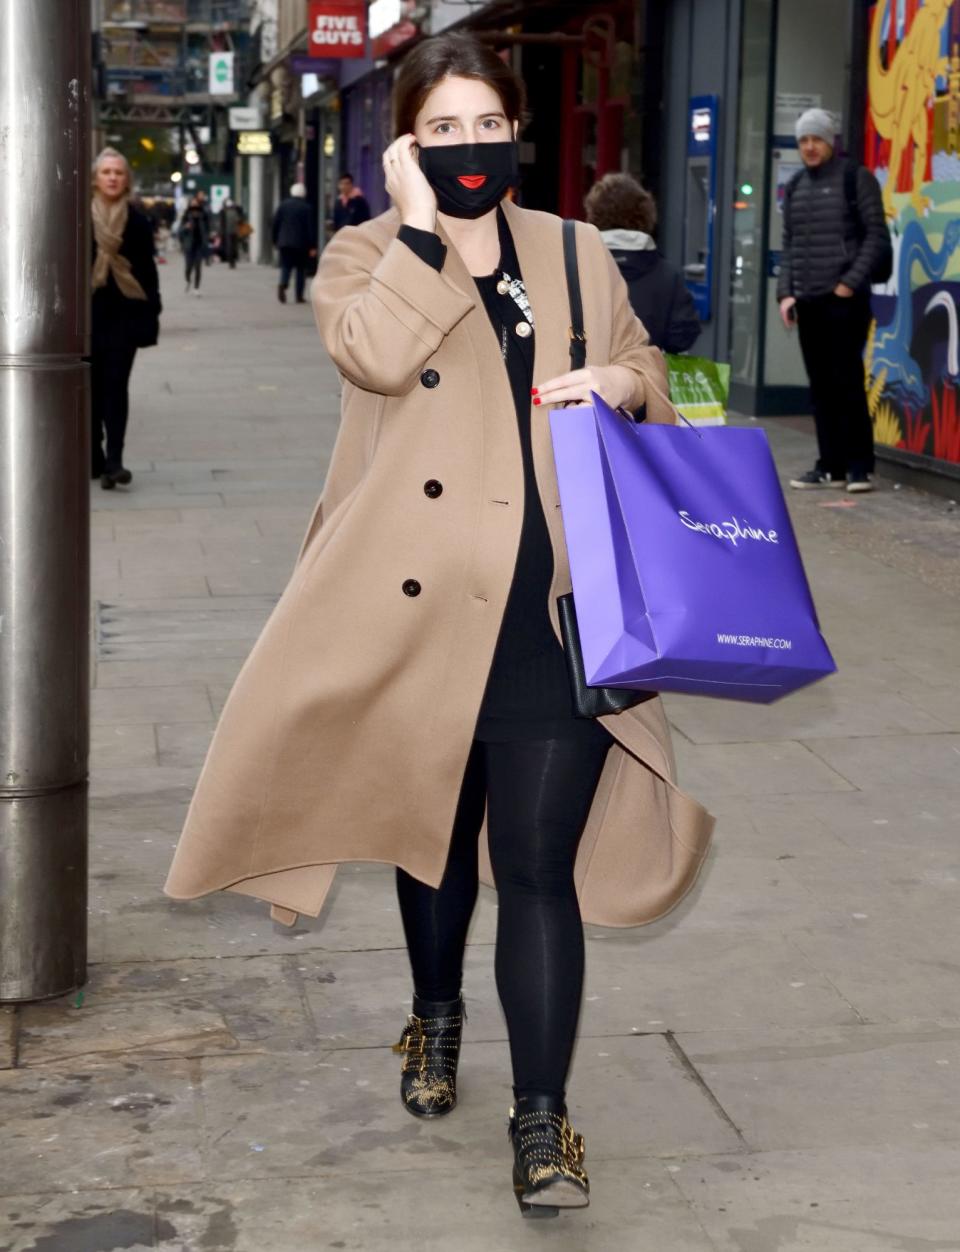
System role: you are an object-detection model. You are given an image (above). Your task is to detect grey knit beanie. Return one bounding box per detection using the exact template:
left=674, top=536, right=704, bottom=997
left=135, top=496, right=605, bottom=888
left=795, top=108, right=835, bottom=146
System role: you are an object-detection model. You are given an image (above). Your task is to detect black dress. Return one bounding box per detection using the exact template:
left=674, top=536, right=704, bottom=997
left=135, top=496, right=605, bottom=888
left=399, top=211, right=609, bottom=746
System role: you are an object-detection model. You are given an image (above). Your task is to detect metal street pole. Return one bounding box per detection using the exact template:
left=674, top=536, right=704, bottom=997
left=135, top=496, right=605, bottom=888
left=0, top=2, right=91, bottom=1002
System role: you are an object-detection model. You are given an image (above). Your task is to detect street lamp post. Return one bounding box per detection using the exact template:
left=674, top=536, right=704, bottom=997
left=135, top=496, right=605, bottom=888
left=0, top=3, right=92, bottom=1002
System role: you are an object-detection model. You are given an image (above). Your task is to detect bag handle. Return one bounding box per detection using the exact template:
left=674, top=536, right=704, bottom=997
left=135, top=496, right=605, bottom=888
left=563, top=220, right=587, bottom=370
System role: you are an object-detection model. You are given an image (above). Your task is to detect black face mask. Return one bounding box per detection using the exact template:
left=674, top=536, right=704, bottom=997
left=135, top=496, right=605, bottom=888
left=418, top=141, right=519, bottom=219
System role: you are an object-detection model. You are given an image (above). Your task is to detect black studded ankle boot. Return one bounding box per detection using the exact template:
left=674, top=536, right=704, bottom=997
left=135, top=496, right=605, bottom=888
left=391, top=994, right=465, bottom=1118
left=508, top=1093, right=590, bottom=1217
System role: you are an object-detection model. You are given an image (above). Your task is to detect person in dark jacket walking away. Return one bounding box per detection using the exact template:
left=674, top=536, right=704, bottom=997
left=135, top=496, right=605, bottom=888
left=219, top=198, right=243, bottom=268
left=179, top=193, right=210, bottom=294
left=778, top=108, right=891, bottom=492
left=332, top=172, right=371, bottom=232
left=90, top=147, right=161, bottom=490
left=272, top=182, right=317, bottom=303
left=585, top=173, right=700, bottom=353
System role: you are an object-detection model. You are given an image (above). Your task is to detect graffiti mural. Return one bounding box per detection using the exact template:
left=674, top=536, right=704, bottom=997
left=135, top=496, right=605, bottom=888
left=865, top=0, right=960, bottom=464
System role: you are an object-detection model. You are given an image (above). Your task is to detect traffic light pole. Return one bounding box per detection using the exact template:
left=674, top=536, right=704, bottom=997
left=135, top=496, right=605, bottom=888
left=0, top=2, right=92, bottom=1001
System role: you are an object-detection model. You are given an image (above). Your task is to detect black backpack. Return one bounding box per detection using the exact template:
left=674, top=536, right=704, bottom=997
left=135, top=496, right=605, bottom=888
left=784, top=161, right=893, bottom=285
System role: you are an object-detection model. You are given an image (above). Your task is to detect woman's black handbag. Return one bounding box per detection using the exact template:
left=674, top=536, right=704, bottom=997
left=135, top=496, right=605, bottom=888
left=556, top=220, right=655, bottom=719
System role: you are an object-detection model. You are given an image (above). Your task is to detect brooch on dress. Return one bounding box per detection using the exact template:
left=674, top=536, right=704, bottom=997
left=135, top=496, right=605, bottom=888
left=496, top=272, right=535, bottom=338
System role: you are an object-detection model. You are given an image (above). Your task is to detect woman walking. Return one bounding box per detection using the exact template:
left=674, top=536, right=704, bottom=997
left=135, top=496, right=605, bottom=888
left=91, top=148, right=161, bottom=488
left=179, top=193, right=209, bottom=294
left=165, top=34, right=712, bottom=1218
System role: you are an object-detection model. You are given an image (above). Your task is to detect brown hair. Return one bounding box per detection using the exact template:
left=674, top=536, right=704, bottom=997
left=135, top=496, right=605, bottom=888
left=393, top=33, right=526, bottom=137
left=584, top=173, right=658, bottom=235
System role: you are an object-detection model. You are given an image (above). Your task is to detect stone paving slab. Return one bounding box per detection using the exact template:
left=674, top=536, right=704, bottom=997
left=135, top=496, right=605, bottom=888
left=802, top=732, right=960, bottom=792
left=673, top=739, right=855, bottom=798
left=0, top=1165, right=720, bottom=1252
left=92, top=685, right=214, bottom=726
left=0, top=1058, right=207, bottom=1195
left=663, top=670, right=951, bottom=744
left=670, top=1147, right=960, bottom=1251
left=1, top=1008, right=17, bottom=1069
left=681, top=1024, right=960, bottom=1151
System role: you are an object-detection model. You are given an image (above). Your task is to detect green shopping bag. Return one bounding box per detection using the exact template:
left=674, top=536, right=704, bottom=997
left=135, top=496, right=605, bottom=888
left=665, top=354, right=730, bottom=426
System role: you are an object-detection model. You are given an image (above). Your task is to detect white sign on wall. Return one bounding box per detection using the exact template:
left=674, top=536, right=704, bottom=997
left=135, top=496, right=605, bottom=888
left=369, top=0, right=401, bottom=39
left=229, top=106, right=261, bottom=130
left=774, top=91, right=822, bottom=138
left=209, top=51, right=235, bottom=96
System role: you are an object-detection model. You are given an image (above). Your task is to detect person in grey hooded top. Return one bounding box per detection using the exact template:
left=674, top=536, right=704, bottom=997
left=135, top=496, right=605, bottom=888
left=778, top=107, right=889, bottom=493
left=585, top=173, right=700, bottom=354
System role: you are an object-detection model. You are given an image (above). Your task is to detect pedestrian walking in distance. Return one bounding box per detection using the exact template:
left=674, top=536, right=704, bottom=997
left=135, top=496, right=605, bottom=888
left=272, top=182, right=317, bottom=303
left=778, top=107, right=891, bottom=493
left=219, top=197, right=242, bottom=268
left=585, top=172, right=701, bottom=353
left=179, top=193, right=209, bottom=295
left=90, top=147, right=161, bottom=490
left=165, top=33, right=712, bottom=1219
left=332, top=171, right=371, bottom=231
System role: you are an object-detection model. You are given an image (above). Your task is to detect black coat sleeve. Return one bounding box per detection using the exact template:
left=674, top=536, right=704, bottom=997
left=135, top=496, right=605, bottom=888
left=841, top=167, right=889, bottom=292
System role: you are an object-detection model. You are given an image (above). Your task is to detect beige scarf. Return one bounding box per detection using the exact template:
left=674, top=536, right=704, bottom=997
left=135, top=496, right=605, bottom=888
left=91, top=194, right=148, bottom=301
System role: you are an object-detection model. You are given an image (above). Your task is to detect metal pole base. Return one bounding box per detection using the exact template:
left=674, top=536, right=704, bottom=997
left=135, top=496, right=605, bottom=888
left=0, top=785, right=87, bottom=1002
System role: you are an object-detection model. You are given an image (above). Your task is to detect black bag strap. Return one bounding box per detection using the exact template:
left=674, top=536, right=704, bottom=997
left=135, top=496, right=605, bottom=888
left=563, top=219, right=587, bottom=370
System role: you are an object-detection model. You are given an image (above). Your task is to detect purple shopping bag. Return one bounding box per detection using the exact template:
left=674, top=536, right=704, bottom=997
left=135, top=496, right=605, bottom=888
left=549, top=394, right=837, bottom=703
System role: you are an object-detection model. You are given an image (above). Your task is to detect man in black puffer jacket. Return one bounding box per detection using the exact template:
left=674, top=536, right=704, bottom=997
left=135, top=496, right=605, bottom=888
left=778, top=108, right=890, bottom=493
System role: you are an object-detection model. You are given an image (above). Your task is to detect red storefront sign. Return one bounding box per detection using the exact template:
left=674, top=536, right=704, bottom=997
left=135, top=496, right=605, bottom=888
left=307, top=0, right=366, bottom=58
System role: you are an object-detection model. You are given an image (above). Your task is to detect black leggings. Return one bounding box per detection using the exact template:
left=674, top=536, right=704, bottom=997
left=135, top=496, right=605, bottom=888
left=396, top=733, right=612, bottom=1101
left=90, top=346, right=137, bottom=476
left=185, top=247, right=204, bottom=289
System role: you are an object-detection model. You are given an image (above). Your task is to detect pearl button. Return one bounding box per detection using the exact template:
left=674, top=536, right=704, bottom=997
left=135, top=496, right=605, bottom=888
left=515, top=321, right=532, bottom=338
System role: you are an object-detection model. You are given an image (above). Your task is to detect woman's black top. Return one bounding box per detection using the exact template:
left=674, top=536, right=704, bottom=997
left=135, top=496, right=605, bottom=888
left=91, top=205, right=162, bottom=354
left=400, top=211, right=606, bottom=744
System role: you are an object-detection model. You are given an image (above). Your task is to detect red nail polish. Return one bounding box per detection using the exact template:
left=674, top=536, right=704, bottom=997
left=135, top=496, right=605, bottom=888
left=533, top=397, right=541, bottom=406
left=531, top=387, right=539, bottom=395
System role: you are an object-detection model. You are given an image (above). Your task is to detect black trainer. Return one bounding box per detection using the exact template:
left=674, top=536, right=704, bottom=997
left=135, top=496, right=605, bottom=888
left=846, top=472, right=874, bottom=493
left=789, top=468, right=846, bottom=490
left=509, top=1093, right=590, bottom=1218
left=392, top=994, right=465, bottom=1118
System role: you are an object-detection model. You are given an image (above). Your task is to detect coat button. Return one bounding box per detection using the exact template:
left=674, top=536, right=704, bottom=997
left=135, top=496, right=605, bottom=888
left=420, top=368, right=440, bottom=389
left=402, top=579, right=422, bottom=597
left=423, top=479, right=443, bottom=498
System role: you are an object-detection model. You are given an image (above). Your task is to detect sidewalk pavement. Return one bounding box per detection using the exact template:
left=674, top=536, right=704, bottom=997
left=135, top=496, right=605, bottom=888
left=3, top=259, right=960, bottom=1252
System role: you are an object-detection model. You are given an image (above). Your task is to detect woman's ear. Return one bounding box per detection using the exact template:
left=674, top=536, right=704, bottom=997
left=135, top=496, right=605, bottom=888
left=512, top=119, right=519, bottom=140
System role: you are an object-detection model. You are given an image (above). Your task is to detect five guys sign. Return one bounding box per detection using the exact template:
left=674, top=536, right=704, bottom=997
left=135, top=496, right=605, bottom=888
left=307, top=0, right=366, bottom=58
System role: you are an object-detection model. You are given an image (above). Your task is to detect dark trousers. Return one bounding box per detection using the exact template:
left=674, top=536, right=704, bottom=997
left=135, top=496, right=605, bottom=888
left=279, top=246, right=308, bottom=300
left=396, top=731, right=612, bottom=1100
left=184, top=247, right=204, bottom=289
left=796, top=291, right=875, bottom=477
left=90, top=346, right=137, bottom=475
left=224, top=234, right=239, bottom=268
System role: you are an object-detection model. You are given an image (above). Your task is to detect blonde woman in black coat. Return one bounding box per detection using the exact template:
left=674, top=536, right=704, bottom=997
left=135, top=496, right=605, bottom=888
left=91, top=147, right=161, bottom=489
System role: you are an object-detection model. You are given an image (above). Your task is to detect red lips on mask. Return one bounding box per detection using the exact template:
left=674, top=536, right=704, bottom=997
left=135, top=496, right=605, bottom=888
left=457, top=175, right=487, bottom=189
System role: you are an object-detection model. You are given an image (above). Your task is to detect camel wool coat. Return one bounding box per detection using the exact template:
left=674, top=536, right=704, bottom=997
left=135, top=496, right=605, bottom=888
left=164, top=199, right=715, bottom=927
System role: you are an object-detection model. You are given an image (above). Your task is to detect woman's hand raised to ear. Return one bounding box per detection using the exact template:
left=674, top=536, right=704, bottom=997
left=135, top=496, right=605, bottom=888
left=532, top=364, right=640, bottom=412
left=383, top=134, right=437, bottom=233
